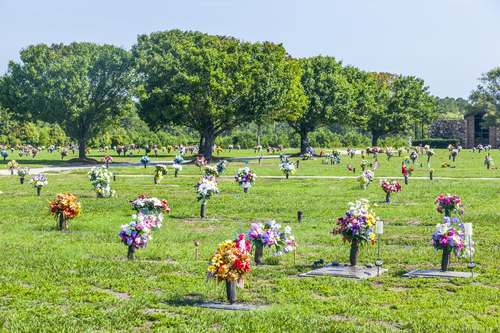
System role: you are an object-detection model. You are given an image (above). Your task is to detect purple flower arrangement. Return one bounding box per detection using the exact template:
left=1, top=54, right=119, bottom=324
left=431, top=217, right=474, bottom=259
left=246, top=220, right=297, bottom=255
left=435, top=194, right=465, bottom=216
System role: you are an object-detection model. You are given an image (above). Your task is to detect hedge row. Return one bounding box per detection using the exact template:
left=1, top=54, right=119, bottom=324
left=413, top=138, right=461, bottom=148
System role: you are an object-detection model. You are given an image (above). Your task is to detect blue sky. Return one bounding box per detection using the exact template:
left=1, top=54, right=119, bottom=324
left=0, top=0, right=498, bottom=99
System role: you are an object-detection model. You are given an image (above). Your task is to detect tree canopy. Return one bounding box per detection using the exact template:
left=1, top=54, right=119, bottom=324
left=132, top=29, right=307, bottom=158
left=469, top=67, right=500, bottom=129
left=286, top=56, right=376, bottom=153
left=365, top=73, right=437, bottom=146
left=0, top=42, right=134, bottom=158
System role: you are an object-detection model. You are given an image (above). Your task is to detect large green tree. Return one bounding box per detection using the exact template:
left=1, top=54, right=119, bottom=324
left=0, top=42, right=134, bottom=158
left=132, top=29, right=306, bottom=158
left=469, top=67, right=500, bottom=128
left=365, top=73, right=437, bottom=146
left=287, top=56, right=374, bottom=153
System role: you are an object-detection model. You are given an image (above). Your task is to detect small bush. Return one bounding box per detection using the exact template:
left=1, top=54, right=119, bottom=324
left=413, top=138, right=461, bottom=148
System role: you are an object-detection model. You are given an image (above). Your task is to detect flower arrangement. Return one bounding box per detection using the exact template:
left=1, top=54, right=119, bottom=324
left=435, top=194, right=465, bottom=216
left=216, top=159, right=227, bottom=174
left=140, top=156, right=150, bottom=166
left=371, top=147, right=380, bottom=156
left=207, top=234, right=251, bottom=287
left=228, top=145, right=234, bottom=152
left=380, top=179, right=401, bottom=194
left=441, top=162, right=450, bottom=168
left=172, top=164, right=183, bottom=172
left=235, top=167, right=256, bottom=189
left=431, top=217, right=473, bottom=259
left=167, top=145, right=172, bottom=153
left=130, top=195, right=170, bottom=215
left=410, top=151, right=418, bottom=162
left=300, top=152, right=313, bottom=160
left=457, top=145, right=462, bottom=152
left=402, top=165, right=413, bottom=177
left=451, top=149, right=459, bottom=158
left=357, top=170, right=374, bottom=189
left=60, top=148, right=68, bottom=159
left=173, top=155, right=183, bottom=164
left=360, top=160, right=368, bottom=169
left=366, top=147, right=372, bottom=154
left=446, top=144, right=453, bottom=151
left=430, top=168, right=435, bottom=173
left=216, top=146, right=223, bottom=155
left=17, top=166, right=30, bottom=178
left=195, top=176, right=219, bottom=203
left=306, top=146, right=315, bottom=155
left=195, top=157, right=207, bottom=170
left=46, top=192, right=82, bottom=224
left=18, top=152, right=23, bottom=157
left=87, top=166, right=115, bottom=198
left=477, top=144, right=484, bottom=151
left=279, top=160, right=295, bottom=175
left=333, top=199, right=378, bottom=246
left=485, top=155, right=493, bottom=166
left=247, top=221, right=297, bottom=254
left=7, top=160, right=18, bottom=170
left=204, top=165, right=219, bottom=177
left=426, top=149, right=435, bottom=158
left=385, top=147, right=395, bottom=158
left=101, top=155, right=113, bottom=167
left=238, top=145, right=241, bottom=150
left=30, top=174, right=48, bottom=188
left=154, top=164, right=168, bottom=182
left=1, top=151, right=8, bottom=160
left=119, top=215, right=154, bottom=251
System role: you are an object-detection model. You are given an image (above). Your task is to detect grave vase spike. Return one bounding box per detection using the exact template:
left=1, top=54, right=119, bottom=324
left=254, top=246, right=263, bottom=265
left=350, top=241, right=359, bottom=266
left=175, top=170, right=178, bottom=178
left=441, top=248, right=451, bottom=272
left=59, top=214, right=67, bottom=230
left=128, top=245, right=136, bottom=261
left=225, top=280, right=237, bottom=304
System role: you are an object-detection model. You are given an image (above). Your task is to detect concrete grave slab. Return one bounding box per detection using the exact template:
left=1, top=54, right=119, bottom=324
left=192, top=302, right=266, bottom=311
left=299, top=264, right=387, bottom=279
left=403, top=270, right=478, bottom=279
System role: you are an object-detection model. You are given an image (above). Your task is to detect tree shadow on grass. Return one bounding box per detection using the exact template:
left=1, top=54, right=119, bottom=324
left=161, top=293, right=207, bottom=306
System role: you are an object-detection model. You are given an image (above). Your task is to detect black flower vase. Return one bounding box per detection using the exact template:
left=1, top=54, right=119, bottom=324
left=254, top=246, right=263, bottom=265
left=200, top=203, right=206, bottom=218
left=441, top=248, right=451, bottom=272
left=244, top=187, right=248, bottom=193
left=128, top=245, right=136, bottom=261
left=20, top=177, right=24, bottom=185
left=59, top=214, right=67, bottom=230
left=386, top=192, right=391, bottom=203
left=350, top=242, right=359, bottom=266
left=430, top=172, right=433, bottom=180
left=225, top=280, right=237, bottom=304
left=37, top=187, right=41, bottom=196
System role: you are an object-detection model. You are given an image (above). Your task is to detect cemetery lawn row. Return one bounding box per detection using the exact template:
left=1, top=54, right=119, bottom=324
left=0, top=167, right=499, bottom=332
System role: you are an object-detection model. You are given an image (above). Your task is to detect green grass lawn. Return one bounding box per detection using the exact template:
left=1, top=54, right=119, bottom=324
left=0, top=149, right=499, bottom=332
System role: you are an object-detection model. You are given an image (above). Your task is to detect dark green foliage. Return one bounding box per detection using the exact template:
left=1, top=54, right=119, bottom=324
left=413, top=138, right=461, bottom=148
left=0, top=42, right=134, bottom=158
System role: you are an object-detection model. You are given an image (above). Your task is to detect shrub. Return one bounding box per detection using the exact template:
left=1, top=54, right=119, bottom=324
left=412, top=138, right=461, bottom=148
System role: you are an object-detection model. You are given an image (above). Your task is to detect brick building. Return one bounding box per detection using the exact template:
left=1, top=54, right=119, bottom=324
left=428, top=112, right=500, bottom=148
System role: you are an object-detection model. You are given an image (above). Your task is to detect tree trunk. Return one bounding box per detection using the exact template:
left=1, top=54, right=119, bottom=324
left=300, top=130, right=308, bottom=154
left=257, top=124, right=261, bottom=146
left=371, top=133, right=380, bottom=147
left=199, top=130, right=215, bottom=158
left=79, top=137, right=86, bottom=159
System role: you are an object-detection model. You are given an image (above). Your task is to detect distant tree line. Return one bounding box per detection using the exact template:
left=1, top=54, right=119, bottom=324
left=0, top=29, right=449, bottom=157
